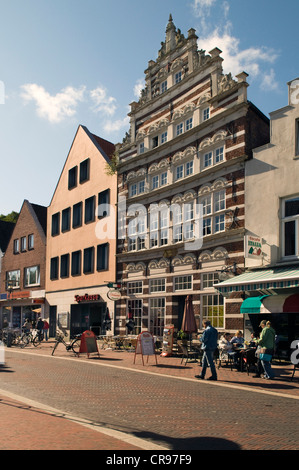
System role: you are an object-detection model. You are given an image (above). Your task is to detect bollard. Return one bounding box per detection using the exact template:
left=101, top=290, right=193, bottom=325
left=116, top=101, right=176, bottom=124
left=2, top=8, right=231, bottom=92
left=0, top=341, right=5, bottom=365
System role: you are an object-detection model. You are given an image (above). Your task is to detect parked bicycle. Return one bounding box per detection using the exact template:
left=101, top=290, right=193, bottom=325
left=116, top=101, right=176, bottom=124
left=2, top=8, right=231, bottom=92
left=51, top=331, right=81, bottom=356
left=0, top=329, right=22, bottom=347
left=18, top=329, right=43, bottom=348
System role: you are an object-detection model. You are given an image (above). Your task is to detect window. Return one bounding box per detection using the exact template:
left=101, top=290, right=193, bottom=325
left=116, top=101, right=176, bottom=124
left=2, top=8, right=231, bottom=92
left=174, top=275, right=192, bottom=291
left=282, top=196, right=299, bottom=257
left=175, top=160, right=194, bottom=180
left=161, top=80, right=167, bottom=93
left=152, top=175, right=159, bottom=190
left=68, top=166, right=77, bottom=190
left=176, top=123, right=183, bottom=136
left=161, top=171, right=167, bottom=186
left=71, top=251, right=81, bottom=276
left=161, top=131, right=168, bottom=144
left=79, top=158, right=90, bottom=184
left=149, top=211, right=158, bottom=248
left=203, top=107, right=210, bottom=121
left=201, top=293, right=224, bottom=328
left=150, top=298, right=165, bottom=336
left=127, top=299, right=143, bottom=334
left=51, top=212, right=60, bottom=236
left=97, top=243, right=109, bottom=271
left=130, top=183, right=137, bottom=197
left=201, top=189, right=226, bottom=236
left=173, top=204, right=183, bottom=243
left=139, top=142, right=145, bottom=154
left=83, top=247, right=94, bottom=274
left=150, top=278, right=166, bottom=293
left=203, top=146, right=224, bottom=169
left=6, top=270, right=20, bottom=289
left=160, top=208, right=169, bottom=246
left=138, top=180, right=145, bottom=194
left=152, top=136, right=159, bottom=148
left=202, top=272, right=219, bottom=289
left=73, top=202, right=82, bottom=228
left=186, top=117, right=193, bottom=131
left=127, top=281, right=143, bottom=295
left=85, top=196, right=95, bottom=224
left=98, top=189, right=110, bottom=217
left=21, top=236, right=26, bottom=252
left=28, top=234, right=34, bottom=250
left=61, top=207, right=71, bottom=232
left=175, top=71, right=182, bottom=84
left=24, top=266, right=40, bottom=286
left=50, top=257, right=59, bottom=280
left=60, top=254, right=69, bottom=278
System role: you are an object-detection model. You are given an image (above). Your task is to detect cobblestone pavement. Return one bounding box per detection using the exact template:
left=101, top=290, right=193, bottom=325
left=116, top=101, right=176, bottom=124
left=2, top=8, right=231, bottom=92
left=0, top=341, right=298, bottom=451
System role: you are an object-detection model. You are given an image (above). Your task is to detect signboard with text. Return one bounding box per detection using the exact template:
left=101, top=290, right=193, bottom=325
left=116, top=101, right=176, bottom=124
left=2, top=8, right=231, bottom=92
left=245, top=235, right=262, bottom=259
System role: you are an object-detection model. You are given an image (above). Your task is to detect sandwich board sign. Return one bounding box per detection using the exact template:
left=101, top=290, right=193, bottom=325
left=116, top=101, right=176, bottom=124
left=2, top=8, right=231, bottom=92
left=78, top=330, right=100, bottom=358
left=134, top=331, right=157, bottom=366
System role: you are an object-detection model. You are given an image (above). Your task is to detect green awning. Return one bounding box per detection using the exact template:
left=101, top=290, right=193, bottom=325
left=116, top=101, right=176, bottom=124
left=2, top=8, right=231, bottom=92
left=215, top=266, right=299, bottom=296
left=240, top=296, right=268, bottom=314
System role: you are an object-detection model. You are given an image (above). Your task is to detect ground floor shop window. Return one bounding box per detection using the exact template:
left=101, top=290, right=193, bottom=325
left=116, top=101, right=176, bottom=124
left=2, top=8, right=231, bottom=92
left=149, top=297, right=165, bottom=337
left=70, top=302, right=106, bottom=336
left=201, top=293, right=224, bottom=328
left=127, top=299, right=142, bottom=334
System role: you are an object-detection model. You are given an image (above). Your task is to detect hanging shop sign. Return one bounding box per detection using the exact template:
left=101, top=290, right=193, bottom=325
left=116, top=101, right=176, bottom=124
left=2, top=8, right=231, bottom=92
left=74, top=293, right=100, bottom=303
left=107, top=289, right=121, bottom=301
left=245, top=235, right=262, bottom=259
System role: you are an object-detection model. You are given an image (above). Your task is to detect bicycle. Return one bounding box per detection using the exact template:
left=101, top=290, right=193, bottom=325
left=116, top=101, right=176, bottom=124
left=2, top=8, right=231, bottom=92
left=51, top=331, right=81, bottom=356
left=18, top=329, right=43, bottom=348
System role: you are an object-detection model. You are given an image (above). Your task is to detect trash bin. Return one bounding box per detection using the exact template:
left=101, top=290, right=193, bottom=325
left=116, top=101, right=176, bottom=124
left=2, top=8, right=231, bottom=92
left=6, top=332, right=12, bottom=348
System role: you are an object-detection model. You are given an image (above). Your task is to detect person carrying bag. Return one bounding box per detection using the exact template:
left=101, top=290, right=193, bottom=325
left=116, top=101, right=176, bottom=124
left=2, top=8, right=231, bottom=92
left=256, top=320, right=276, bottom=380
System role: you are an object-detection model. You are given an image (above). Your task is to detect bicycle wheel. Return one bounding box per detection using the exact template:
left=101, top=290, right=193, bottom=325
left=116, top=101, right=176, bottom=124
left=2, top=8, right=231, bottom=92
left=33, top=335, right=41, bottom=347
left=19, top=335, right=29, bottom=348
left=71, top=338, right=81, bottom=355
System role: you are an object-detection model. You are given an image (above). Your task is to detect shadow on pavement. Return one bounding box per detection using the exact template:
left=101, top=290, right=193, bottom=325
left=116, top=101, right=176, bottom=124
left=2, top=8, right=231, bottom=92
left=133, top=430, right=241, bottom=450
left=0, top=365, right=14, bottom=373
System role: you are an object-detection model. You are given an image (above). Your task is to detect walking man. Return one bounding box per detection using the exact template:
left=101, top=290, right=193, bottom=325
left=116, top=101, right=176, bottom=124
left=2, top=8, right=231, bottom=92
left=195, top=320, right=218, bottom=381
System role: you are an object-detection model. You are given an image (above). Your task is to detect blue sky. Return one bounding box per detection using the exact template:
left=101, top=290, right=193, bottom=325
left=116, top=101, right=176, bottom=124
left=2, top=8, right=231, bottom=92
left=0, top=0, right=298, bottom=214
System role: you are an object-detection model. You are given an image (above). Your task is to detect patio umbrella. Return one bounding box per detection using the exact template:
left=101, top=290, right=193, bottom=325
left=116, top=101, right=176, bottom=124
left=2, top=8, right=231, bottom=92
left=181, top=295, right=197, bottom=346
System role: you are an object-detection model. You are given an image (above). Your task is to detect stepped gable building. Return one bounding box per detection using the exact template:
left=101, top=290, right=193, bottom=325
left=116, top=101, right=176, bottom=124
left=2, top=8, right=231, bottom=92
left=45, top=125, right=117, bottom=337
left=115, top=16, right=270, bottom=336
left=0, top=200, right=47, bottom=329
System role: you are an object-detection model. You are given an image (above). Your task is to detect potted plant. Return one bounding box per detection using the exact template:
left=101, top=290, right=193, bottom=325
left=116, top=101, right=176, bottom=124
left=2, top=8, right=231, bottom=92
left=177, top=330, right=188, bottom=345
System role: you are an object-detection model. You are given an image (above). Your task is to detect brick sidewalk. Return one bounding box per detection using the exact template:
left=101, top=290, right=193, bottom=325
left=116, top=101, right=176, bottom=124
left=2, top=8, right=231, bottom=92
left=11, top=339, right=299, bottom=398
left=1, top=341, right=298, bottom=451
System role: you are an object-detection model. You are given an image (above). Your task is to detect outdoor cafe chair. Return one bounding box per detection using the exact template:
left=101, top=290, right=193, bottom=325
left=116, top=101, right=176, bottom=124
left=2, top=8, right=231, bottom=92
left=218, top=348, right=234, bottom=370
left=240, top=348, right=257, bottom=375
left=179, top=344, right=199, bottom=366
left=291, top=363, right=299, bottom=381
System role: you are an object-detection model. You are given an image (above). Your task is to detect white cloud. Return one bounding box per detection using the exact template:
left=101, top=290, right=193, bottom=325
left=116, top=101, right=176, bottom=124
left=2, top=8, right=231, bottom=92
left=20, top=84, right=85, bottom=123
left=103, top=115, right=130, bottom=134
left=134, top=79, right=145, bottom=100
left=90, top=86, right=117, bottom=116
left=193, top=0, right=279, bottom=91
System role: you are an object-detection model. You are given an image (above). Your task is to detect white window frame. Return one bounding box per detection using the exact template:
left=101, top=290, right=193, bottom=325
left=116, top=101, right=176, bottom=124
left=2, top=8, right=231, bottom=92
left=174, top=275, right=192, bottom=291
left=149, top=298, right=165, bottom=337
left=24, top=265, right=40, bottom=287
left=6, top=270, right=20, bottom=289
left=282, top=196, right=299, bottom=258
left=200, top=189, right=226, bottom=236
left=203, top=107, right=210, bottom=121
left=150, top=278, right=166, bottom=293
left=127, top=281, right=143, bottom=295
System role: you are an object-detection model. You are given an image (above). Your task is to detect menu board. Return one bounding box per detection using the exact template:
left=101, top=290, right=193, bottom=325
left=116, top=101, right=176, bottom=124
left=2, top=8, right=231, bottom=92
left=134, top=331, right=157, bottom=365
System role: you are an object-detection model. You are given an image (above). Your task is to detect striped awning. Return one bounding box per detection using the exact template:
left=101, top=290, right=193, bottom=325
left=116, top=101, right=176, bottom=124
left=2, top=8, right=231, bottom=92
left=215, top=266, right=299, bottom=295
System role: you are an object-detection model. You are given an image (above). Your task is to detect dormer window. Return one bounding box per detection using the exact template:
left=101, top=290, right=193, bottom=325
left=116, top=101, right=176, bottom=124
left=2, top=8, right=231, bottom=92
left=203, top=107, right=210, bottom=121
left=161, top=80, right=167, bottom=93
left=175, top=71, right=182, bottom=84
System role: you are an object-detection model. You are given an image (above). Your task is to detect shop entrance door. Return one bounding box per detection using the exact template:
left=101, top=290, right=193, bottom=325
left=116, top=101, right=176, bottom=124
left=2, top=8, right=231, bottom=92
left=70, top=303, right=106, bottom=336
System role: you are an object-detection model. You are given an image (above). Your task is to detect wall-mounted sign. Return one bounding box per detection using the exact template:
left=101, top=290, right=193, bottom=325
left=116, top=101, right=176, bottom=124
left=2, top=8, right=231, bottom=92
left=107, top=289, right=121, bottom=301
left=74, top=293, right=100, bottom=303
left=245, top=235, right=262, bottom=259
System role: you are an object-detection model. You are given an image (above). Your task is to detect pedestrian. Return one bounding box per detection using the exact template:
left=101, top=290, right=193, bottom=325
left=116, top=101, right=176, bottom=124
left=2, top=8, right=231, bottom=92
left=36, top=317, right=44, bottom=340
left=42, top=319, right=49, bottom=341
left=195, top=320, right=218, bottom=381
left=23, top=318, right=32, bottom=334
left=255, top=320, right=276, bottom=379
